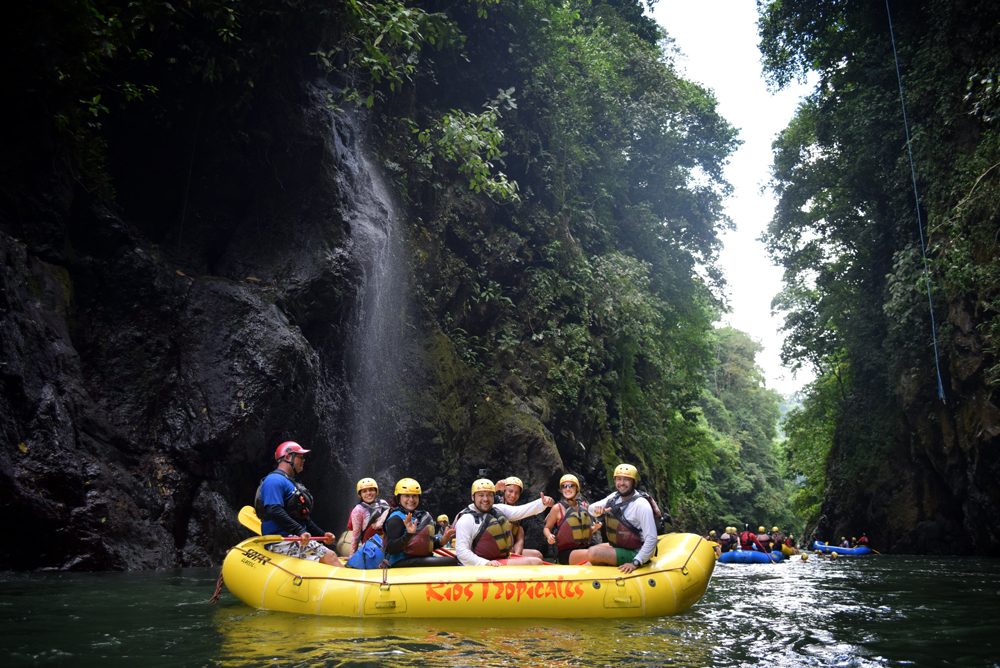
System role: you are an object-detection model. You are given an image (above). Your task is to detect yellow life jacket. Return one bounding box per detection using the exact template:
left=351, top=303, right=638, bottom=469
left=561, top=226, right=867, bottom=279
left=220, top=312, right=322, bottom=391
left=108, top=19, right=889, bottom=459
left=604, top=492, right=653, bottom=551
left=554, top=499, right=593, bottom=551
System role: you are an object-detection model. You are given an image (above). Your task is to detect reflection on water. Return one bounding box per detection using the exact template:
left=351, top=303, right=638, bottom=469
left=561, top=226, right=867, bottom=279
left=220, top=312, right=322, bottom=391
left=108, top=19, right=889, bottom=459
left=213, top=611, right=713, bottom=667
left=2, top=556, right=999, bottom=667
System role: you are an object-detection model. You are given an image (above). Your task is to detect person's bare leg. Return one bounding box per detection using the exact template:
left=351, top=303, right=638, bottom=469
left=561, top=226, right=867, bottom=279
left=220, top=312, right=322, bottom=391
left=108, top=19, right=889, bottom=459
left=522, top=549, right=544, bottom=559
left=321, top=551, right=343, bottom=566
left=569, top=549, right=589, bottom=565
left=586, top=544, right=617, bottom=566
left=504, top=557, right=545, bottom=566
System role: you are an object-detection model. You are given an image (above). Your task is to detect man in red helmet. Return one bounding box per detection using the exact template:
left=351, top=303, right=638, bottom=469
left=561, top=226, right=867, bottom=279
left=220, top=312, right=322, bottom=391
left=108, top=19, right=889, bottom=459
left=253, top=441, right=342, bottom=566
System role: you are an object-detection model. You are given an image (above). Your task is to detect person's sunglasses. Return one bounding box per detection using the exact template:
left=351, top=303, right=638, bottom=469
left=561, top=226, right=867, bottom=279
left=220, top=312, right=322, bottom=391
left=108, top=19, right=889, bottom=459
left=561, top=483, right=576, bottom=489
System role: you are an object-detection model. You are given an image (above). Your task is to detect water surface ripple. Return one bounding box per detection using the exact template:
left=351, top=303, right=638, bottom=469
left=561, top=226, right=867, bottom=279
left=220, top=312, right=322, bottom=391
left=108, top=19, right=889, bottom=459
left=2, top=555, right=997, bottom=667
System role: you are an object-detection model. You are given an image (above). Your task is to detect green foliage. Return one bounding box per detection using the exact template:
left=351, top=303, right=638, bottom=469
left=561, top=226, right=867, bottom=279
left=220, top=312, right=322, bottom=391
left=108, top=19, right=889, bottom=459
left=680, top=327, right=798, bottom=533
left=757, top=0, right=1000, bottom=538
left=395, top=0, right=742, bottom=512
left=781, top=371, right=842, bottom=524
left=314, top=0, right=466, bottom=107
left=407, top=89, right=520, bottom=201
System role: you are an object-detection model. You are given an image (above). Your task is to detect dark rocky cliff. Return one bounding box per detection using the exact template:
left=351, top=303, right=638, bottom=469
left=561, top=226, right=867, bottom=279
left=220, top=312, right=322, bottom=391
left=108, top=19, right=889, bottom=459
left=0, top=78, right=572, bottom=570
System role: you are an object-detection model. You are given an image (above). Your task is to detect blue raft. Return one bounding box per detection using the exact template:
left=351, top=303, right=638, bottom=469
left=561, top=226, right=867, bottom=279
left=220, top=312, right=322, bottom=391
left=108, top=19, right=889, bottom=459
left=813, top=541, right=872, bottom=555
left=718, top=550, right=785, bottom=564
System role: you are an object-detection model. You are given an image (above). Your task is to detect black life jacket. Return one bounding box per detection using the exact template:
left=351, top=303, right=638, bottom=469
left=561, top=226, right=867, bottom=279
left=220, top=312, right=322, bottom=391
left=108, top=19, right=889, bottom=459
left=719, top=533, right=734, bottom=551
left=456, top=505, right=513, bottom=560
left=554, top=498, right=593, bottom=551
left=604, top=491, right=657, bottom=551
left=352, top=499, right=390, bottom=540
left=253, top=470, right=314, bottom=523
left=386, top=509, right=435, bottom=564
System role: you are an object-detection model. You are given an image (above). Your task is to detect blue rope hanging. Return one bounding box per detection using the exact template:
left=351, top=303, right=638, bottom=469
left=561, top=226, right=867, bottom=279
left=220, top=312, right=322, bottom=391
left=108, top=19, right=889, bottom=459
left=885, top=0, right=946, bottom=401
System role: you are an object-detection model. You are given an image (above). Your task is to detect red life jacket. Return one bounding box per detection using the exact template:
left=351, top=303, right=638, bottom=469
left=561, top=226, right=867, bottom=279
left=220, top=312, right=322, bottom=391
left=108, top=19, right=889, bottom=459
left=739, top=531, right=756, bottom=550
left=456, top=505, right=513, bottom=560
left=857, top=536, right=869, bottom=546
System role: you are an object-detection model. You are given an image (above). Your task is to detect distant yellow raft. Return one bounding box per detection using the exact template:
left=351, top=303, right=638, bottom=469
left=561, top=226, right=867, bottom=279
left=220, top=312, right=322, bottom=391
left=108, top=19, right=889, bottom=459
left=222, top=532, right=716, bottom=618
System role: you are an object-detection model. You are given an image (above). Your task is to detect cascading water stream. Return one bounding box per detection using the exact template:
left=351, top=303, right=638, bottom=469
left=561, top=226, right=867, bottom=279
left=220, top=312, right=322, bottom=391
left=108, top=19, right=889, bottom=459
left=330, top=108, right=412, bottom=497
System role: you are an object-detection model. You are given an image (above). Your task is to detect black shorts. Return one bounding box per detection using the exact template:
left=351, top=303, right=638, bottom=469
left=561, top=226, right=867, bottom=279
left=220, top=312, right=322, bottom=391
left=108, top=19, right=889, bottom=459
left=392, top=556, right=458, bottom=568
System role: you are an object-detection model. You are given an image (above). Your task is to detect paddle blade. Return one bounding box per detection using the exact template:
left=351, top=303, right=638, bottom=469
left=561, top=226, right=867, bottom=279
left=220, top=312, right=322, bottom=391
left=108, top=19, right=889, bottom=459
left=239, top=505, right=262, bottom=535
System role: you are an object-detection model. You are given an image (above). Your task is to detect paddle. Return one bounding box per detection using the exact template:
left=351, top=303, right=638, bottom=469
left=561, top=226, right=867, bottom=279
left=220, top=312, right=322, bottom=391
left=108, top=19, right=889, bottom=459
left=237, top=505, right=334, bottom=545
left=239, top=505, right=262, bottom=534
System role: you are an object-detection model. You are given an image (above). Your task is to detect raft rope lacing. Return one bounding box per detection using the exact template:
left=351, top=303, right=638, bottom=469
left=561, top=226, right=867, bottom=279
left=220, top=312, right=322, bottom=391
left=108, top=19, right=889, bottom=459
left=225, top=537, right=706, bottom=590
left=886, top=0, right=946, bottom=401
left=208, top=549, right=232, bottom=604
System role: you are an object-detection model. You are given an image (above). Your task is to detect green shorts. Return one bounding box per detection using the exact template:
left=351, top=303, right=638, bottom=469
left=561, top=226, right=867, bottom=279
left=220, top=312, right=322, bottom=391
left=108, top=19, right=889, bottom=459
left=614, top=547, right=639, bottom=566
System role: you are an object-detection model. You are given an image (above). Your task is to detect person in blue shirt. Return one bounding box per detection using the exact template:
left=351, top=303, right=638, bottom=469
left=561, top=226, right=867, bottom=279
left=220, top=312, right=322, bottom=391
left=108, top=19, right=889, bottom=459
left=253, top=441, right=342, bottom=565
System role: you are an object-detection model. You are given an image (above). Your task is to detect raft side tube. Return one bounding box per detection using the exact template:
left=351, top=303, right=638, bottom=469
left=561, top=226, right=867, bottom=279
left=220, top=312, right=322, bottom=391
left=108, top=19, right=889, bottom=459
left=222, top=533, right=716, bottom=618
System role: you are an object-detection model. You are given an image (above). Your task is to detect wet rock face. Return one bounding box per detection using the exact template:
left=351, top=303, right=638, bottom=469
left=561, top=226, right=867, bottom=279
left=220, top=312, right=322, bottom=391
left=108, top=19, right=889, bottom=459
left=0, top=82, right=359, bottom=570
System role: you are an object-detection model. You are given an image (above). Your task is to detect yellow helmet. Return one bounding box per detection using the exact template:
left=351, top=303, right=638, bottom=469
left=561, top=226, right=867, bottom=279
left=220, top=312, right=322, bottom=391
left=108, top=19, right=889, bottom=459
left=559, top=474, right=580, bottom=488
left=394, top=478, right=421, bottom=495
left=801, top=554, right=808, bottom=561
left=709, top=530, right=716, bottom=536
left=772, top=526, right=780, bottom=532
left=504, top=476, right=524, bottom=491
left=613, top=464, right=638, bottom=481
left=356, top=478, right=379, bottom=496
left=470, top=478, right=496, bottom=498
left=758, top=526, right=766, bottom=533
left=831, top=552, right=839, bottom=559
left=728, top=527, right=736, bottom=534
left=814, top=549, right=822, bottom=554
left=841, top=536, right=846, bottom=541
left=789, top=534, right=794, bottom=539
left=437, top=514, right=449, bottom=523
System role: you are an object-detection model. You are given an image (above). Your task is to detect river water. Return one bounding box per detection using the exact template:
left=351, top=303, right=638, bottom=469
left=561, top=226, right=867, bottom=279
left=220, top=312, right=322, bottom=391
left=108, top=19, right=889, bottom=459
left=2, top=555, right=997, bottom=667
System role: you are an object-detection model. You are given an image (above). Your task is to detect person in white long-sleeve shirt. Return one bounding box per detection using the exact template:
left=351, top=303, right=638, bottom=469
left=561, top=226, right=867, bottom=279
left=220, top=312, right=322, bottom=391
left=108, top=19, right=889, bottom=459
left=585, top=464, right=658, bottom=573
left=454, top=479, right=555, bottom=567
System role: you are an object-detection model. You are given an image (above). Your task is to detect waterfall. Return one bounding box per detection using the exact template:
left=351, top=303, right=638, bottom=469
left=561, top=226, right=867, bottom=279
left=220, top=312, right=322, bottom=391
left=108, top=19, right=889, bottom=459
left=330, top=107, right=412, bottom=501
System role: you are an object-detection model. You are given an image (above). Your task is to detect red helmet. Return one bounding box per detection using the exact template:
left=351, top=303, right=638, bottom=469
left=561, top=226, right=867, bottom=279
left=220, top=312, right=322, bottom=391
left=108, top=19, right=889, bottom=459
left=275, top=441, right=310, bottom=461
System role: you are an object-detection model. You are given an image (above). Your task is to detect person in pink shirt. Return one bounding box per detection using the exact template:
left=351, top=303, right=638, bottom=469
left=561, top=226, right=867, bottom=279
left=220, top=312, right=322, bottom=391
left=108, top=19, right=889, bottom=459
left=348, top=477, right=390, bottom=556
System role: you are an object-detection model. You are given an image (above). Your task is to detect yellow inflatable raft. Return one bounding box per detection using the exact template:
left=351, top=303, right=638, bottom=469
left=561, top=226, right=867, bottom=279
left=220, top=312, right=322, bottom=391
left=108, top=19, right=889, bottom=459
left=222, top=532, right=715, bottom=619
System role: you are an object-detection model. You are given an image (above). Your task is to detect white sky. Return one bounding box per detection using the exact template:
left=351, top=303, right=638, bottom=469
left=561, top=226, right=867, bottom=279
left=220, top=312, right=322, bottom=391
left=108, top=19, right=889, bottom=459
left=651, top=0, right=816, bottom=397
